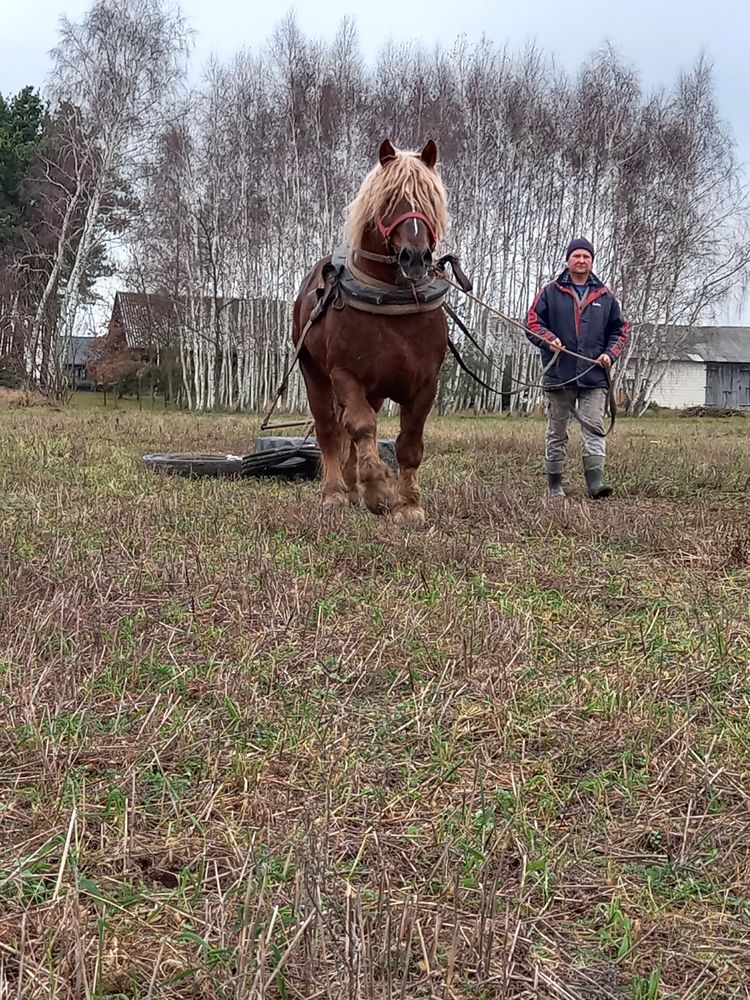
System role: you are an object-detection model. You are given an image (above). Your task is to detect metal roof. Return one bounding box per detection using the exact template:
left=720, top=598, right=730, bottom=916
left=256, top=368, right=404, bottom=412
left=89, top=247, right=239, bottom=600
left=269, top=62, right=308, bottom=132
left=630, top=325, right=750, bottom=364
left=111, top=291, right=290, bottom=349
left=676, top=326, right=750, bottom=364
left=113, top=292, right=183, bottom=349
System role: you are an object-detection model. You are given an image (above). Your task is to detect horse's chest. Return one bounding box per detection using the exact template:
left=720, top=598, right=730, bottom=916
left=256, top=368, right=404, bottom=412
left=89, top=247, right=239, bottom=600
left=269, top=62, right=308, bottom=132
left=334, top=322, right=445, bottom=393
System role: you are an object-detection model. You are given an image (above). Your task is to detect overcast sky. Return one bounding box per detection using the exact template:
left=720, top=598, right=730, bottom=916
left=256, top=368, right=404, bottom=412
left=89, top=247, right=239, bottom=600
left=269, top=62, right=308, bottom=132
left=3, top=0, right=749, bottom=171
left=3, top=0, right=749, bottom=324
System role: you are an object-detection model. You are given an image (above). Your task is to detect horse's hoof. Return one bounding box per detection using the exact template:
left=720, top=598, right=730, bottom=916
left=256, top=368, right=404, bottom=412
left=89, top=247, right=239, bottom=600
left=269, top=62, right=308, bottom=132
left=363, top=485, right=394, bottom=515
left=322, top=490, right=348, bottom=508
left=393, top=505, right=425, bottom=529
left=364, top=497, right=392, bottom=516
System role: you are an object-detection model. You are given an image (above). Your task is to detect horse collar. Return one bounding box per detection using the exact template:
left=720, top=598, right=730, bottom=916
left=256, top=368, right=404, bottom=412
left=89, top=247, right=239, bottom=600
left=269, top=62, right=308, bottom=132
left=328, top=244, right=450, bottom=315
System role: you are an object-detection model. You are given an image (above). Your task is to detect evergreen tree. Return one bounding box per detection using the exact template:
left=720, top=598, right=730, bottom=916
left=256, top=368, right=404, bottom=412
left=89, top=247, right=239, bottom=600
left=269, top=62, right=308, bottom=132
left=0, top=87, right=45, bottom=245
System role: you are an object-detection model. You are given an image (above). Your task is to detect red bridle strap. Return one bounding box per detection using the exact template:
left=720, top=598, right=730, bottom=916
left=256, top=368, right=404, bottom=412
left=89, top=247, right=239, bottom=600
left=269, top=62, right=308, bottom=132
left=376, top=211, right=438, bottom=248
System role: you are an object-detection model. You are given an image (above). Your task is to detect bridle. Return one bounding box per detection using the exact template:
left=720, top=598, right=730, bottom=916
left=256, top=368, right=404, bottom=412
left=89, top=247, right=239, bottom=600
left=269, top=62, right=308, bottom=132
left=353, top=210, right=438, bottom=271
left=377, top=211, right=438, bottom=247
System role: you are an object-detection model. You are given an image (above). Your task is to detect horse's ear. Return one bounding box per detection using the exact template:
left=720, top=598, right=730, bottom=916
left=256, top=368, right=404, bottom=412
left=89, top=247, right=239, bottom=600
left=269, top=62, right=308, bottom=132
left=379, top=139, right=397, bottom=167
left=420, top=139, right=438, bottom=169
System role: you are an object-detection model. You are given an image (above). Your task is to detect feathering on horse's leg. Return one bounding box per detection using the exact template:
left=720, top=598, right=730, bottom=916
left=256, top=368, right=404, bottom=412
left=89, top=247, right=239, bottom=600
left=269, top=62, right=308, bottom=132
left=332, top=370, right=394, bottom=516
left=299, top=358, right=347, bottom=506
left=342, top=394, right=381, bottom=504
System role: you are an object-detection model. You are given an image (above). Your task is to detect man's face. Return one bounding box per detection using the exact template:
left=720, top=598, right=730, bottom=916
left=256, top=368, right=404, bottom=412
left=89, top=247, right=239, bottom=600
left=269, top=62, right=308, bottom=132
left=567, top=250, right=593, bottom=282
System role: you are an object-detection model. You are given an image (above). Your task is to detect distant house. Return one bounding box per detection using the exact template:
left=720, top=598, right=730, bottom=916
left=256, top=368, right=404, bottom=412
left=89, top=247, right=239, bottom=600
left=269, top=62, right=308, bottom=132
left=626, top=326, right=750, bottom=410
left=60, top=336, right=96, bottom=390
left=102, top=290, right=297, bottom=408
left=106, top=291, right=182, bottom=360
left=106, top=290, right=291, bottom=355
left=700, top=328, right=750, bottom=409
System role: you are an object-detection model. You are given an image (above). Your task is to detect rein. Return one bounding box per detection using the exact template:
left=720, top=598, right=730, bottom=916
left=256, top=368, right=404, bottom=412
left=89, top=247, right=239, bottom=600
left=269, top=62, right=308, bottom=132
left=437, top=271, right=617, bottom=437
left=444, top=301, right=599, bottom=395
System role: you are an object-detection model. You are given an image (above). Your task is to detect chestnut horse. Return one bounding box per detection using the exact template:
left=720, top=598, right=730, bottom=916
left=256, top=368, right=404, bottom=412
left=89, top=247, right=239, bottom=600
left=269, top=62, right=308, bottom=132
left=292, top=139, right=449, bottom=527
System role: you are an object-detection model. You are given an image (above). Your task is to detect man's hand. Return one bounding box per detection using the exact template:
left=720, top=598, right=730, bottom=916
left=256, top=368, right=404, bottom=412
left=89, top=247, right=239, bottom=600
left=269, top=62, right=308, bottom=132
left=549, top=337, right=564, bottom=352
left=596, top=353, right=612, bottom=369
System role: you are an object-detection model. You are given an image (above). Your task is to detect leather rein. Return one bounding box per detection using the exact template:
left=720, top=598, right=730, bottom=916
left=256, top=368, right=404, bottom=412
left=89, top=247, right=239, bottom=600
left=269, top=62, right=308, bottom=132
left=343, top=216, right=617, bottom=438
left=435, top=270, right=617, bottom=437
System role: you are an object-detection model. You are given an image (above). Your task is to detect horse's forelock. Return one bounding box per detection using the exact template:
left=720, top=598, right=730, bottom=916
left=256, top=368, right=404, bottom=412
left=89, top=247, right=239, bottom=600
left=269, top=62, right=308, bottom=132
left=344, top=148, right=448, bottom=247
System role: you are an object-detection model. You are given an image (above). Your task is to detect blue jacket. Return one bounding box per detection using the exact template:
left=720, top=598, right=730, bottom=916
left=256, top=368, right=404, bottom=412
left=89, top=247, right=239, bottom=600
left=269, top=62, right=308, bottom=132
left=526, top=269, right=628, bottom=389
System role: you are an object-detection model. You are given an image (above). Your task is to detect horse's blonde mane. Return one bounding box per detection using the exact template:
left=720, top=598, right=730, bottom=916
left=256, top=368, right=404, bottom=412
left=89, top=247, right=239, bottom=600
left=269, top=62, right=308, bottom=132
left=344, top=147, right=448, bottom=247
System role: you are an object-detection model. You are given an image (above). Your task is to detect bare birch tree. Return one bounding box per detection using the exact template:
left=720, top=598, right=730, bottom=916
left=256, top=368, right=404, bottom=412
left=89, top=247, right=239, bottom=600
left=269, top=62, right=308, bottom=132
left=30, top=0, right=188, bottom=392
left=118, top=22, right=749, bottom=415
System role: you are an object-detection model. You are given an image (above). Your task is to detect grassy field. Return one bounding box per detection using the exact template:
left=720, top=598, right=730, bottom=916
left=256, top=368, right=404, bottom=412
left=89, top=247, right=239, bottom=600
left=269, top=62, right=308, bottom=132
left=0, top=401, right=748, bottom=999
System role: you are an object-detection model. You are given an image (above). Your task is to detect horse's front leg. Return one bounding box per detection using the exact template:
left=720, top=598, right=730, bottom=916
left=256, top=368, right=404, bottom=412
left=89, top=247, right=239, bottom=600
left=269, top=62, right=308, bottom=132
left=300, top=357, right=348, bottom=506
left=341, top=438, right=361, bottom=505
left=332, top=371, right=394, bottom=515
left=393, top=384, right=435, bottom=527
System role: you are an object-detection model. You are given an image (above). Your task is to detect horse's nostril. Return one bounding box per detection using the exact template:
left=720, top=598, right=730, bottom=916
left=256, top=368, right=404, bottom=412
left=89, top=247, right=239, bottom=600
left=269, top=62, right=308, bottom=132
left=422, top=248, right=433, bottom=266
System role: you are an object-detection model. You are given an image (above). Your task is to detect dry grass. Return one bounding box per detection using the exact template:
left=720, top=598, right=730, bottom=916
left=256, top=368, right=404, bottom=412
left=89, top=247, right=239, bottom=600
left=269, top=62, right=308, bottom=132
left=0, top=404, right=748, bottom=999
left=0, top=388, right=53, bottom=408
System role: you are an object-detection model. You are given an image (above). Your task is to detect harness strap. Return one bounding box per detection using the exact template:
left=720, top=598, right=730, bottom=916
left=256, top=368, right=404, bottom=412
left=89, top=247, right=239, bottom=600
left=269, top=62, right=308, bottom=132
left=434, top=254, right=473, bottom=292
left=260, top=315, right=315, bottom=431
left=261, top=270, right=340, bottom=431
left=353, top=246, right=398, bottom=265
left=347, top=253, right=404, bottom=292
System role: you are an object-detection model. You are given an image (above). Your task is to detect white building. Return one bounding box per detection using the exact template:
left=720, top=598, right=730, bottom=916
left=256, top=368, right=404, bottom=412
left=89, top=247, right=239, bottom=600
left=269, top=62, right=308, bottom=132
left=627, top=326, right=750, bottom=410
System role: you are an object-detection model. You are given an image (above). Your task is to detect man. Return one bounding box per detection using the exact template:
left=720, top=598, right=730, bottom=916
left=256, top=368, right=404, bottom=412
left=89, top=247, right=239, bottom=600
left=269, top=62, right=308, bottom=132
left=527, top=237, right=628, bottom=498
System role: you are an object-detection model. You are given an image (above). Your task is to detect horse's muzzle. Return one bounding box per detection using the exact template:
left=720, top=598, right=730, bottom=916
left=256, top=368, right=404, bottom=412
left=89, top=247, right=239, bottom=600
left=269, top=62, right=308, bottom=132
left=398, top=246, right=433, bottom=282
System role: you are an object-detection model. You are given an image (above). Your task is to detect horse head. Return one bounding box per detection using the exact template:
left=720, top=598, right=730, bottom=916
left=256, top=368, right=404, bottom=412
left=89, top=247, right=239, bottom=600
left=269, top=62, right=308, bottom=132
left=346, top=139, right=447, bottom=284
left=376, top=139, right=438, bottom=283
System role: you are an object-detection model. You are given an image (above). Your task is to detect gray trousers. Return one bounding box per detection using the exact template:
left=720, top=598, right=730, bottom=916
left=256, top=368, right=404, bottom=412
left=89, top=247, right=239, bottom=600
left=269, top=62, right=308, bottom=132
left=544, top=388, right=606, bottom=474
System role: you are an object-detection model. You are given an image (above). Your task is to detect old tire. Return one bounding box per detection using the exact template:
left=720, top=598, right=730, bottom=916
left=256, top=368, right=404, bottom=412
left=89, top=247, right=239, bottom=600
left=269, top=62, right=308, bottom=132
left=244, top=437, right=320, bottom=478
left=141, top=438, right=399, bottom=480
left=248, top=436, right=398, bottom=475
left=141, top=453, right=245, bottom=478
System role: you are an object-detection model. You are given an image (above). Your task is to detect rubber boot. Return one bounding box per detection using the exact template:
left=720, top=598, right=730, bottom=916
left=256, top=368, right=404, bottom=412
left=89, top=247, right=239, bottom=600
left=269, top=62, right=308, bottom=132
left=583, top=457, right=613, bottom=499
left=547, top=472, right=566, bottom=497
